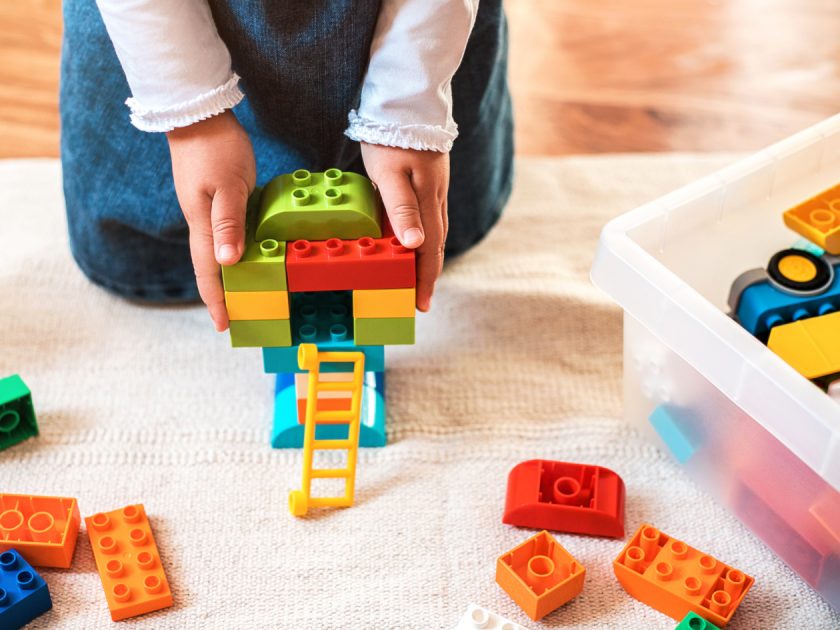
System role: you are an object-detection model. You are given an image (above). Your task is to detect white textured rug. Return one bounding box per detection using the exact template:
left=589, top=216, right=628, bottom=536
left=1, top=157, right=838, bottom=629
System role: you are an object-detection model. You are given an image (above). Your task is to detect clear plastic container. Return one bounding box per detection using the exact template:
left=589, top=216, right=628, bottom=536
left=591, top=115, right=840, bottom=609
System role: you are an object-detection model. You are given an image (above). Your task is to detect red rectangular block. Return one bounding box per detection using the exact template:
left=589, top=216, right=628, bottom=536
left=285, top=229, right=415, bottom=291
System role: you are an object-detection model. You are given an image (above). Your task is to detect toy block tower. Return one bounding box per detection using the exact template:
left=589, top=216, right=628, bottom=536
left=222, top=169, right=416, bottom=509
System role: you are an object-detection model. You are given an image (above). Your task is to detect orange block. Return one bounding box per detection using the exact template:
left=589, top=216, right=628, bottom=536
left=0, top=493, right=81, bottom=568
left=783, top=182, right=840, bottom=254
left=352, top=288, right=415, bottom=318
left=224, top=290, right=289, bottom=320
left=496, top=530, right=585, bottom=621
left=86, top=504, right=173, bottom=621
left=614, top=524, right=753, bottom=627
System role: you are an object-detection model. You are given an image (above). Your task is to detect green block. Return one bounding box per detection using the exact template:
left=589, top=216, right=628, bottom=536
left=0, top=374, right=38, bottom=451
left=675, top=612, right=720, bottom=630
left=354, top=317, right=415, bottom=345
left=256, top=168, right=382, bottom=242
left=222, top=188, right=287, bottom=292
left=229, top=320, right=292, bottom=348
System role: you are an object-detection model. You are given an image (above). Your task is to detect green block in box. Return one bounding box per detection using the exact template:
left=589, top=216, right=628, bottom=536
left=0, top=374, right=38, bottom=451
left=354, top=317, right=415, bottom=345
left=257, top=169, right=382, bottom=242
left=230, top=320, right=292, bottom=348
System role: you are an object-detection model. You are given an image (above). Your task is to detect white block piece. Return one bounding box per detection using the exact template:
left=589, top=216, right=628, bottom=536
left=454, top=604, right=530, bottom=630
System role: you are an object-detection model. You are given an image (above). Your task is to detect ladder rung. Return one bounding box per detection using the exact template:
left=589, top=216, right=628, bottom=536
left=313, top=410, right=354, bottom=423
left=313, top=439, right=352, bottom=450
left=311, top=468, right=352, bottom=479
left=316, top=382, right=357, bottom=392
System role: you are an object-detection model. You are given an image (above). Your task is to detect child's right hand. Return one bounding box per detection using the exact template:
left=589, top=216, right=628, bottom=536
left=166, top=111, right=256, bottom=332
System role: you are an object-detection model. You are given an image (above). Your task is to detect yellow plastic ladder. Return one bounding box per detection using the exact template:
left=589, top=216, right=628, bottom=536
left=289, top=343, right=365, bottom=517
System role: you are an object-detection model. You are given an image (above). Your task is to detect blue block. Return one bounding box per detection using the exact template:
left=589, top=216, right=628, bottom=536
left=736, top=260, right=840, bottom=338
left=649, top=406, right=700, bottom=464
left=271, top=372, right=386, bottom=448
left=0, top=549, right=52, bottom=629
left=263, top=344, right=385, bottom=373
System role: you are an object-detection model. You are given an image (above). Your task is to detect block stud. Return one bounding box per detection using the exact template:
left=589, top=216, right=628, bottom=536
left=259, top=239, right=281, bottom=258
left=325, top=187, right=343, bottom=205
left=292, top=169, right=312, bottom=186
left=291, top=188, right=311, bottom=206
left=324, top=168, right=343, bottom=185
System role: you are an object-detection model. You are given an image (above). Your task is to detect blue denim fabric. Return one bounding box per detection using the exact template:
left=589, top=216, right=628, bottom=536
left=60, top=0, right=514, bottom=302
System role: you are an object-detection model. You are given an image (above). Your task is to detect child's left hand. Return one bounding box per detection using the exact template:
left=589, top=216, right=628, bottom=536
left=360, top=143, right=449, bottom=312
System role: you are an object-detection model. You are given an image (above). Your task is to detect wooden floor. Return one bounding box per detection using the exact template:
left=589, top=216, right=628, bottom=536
left=2, top=0, right=840, bottom=157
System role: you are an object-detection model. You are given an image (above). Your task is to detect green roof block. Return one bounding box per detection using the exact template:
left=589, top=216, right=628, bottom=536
left=256, top=168, right=382, bottom=242
left=0, top=374, right=38, bottom=452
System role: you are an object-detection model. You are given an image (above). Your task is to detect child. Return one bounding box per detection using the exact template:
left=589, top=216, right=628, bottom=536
left=60, top=0, right=513, bottom=331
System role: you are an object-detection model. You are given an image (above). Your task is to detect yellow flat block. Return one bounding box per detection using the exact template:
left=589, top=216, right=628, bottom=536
left=225, top=290, right=289, bottom=320
left=768, top=311, right=840, bottom=379
left=353, top=288, right=415, bottom=318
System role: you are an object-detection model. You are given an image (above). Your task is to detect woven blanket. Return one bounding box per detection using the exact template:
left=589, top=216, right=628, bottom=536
left=1, top=157, right=837, bottom=629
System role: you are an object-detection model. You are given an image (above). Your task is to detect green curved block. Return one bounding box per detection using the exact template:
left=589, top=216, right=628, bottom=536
left=256, top=168, right=382, bottom=242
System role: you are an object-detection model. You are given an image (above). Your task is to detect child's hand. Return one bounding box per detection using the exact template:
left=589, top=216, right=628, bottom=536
left=360, top=143, right=449, bottom=312
left=167, top=111, right=256, bottom=331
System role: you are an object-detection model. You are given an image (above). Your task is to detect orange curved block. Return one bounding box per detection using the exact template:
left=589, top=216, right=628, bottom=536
left=0, top=493, right=80, bottom=568
left=496, top=530, right=585, bottom=621
left=613, top=524, right=753, bottom=627
left=86, top=504, right=173, bottom=621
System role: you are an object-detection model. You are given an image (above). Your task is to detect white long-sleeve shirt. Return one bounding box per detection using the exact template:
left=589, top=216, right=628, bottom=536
left=95, top=0, right=478, bottom=152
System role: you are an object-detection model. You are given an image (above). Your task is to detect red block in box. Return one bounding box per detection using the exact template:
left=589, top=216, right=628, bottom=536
left=503, top=460, right=625, bottom=538
left=285, top=218, right=415, bottom=291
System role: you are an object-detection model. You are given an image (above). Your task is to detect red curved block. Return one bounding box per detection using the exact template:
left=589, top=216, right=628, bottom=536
left=503, top=460, right=625, bottom=538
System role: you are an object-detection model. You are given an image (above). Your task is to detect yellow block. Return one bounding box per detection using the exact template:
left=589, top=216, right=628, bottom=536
left=225, top=290, right=289, bottom=321
left=783, top=182, right=840, bottom=255
left=352, top=288, right=415, bottom=318
left=767, top=311, right=840, bottom=379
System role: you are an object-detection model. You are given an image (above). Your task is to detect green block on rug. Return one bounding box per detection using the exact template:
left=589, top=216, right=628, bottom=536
left=222, top=187, right=287, bottom=292
left=0, top=374, right=38, bottom=451
left=256, top=169, right=382, bottom=242
left=675, top=612, right=720, bottom=630
left=230, top=320, right=292, bottom=348
left=354, top=317, right=415, bottom=345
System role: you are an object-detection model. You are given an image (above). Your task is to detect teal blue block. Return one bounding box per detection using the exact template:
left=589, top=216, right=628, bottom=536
left=649, top=406, right=701, bottom=464
left=271, top=372, right=386, bottom=448
left=263, top=344, right=385, bottom=373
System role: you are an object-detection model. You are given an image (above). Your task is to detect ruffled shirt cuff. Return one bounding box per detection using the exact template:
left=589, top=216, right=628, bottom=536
left=345, top=110, right=458, bottom=152
left=127, top=73, right=244, bottom=133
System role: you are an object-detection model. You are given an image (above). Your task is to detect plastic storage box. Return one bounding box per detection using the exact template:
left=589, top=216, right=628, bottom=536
left=591, top=115, right=840, bottom=610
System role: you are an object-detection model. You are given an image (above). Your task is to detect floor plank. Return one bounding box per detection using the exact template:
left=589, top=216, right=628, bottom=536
left=2, top=0, right=840, bottom=157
